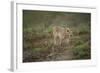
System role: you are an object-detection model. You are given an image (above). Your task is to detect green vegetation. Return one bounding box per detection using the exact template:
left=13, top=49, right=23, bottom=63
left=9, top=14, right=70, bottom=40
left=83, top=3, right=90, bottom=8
left=73, top=42, right=91, bottom=59
left=23, top=10, right=91, bottom=62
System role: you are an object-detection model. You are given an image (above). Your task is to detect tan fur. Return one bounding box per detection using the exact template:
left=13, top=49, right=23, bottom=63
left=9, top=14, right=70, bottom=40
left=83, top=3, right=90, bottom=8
left=52, top=26, right=72, bottom=45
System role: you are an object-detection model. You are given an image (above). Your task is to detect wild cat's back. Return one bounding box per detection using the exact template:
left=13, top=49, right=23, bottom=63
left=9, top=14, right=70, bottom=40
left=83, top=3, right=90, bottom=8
left=53, top=26, right=64, bottom=33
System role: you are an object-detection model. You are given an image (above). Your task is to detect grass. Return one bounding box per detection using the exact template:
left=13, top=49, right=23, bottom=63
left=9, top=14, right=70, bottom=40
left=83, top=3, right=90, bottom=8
left=23, top=10, right=91, bottom=62
left=32, top=48, right=47, bottom=52
left=73, top=41, right=91, bottom=59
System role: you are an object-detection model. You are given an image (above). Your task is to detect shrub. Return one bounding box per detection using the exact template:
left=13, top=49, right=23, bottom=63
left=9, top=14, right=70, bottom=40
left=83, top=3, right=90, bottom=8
left=73, top=42, right=91, bottom=59
left=47, top=26, right=53, bottom=33
left=78, top=25, right=90, bottom=35
left=75, top=40, right=84, bottom=46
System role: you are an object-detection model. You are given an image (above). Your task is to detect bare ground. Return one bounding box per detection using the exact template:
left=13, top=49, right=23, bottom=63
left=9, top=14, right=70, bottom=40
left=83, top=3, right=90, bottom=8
left=23, top=36, right=74, bottom=62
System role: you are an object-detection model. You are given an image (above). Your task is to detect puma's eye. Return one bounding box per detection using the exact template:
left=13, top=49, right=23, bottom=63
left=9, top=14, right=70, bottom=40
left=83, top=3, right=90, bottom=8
left=67, top=30, right=69, bottom=32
